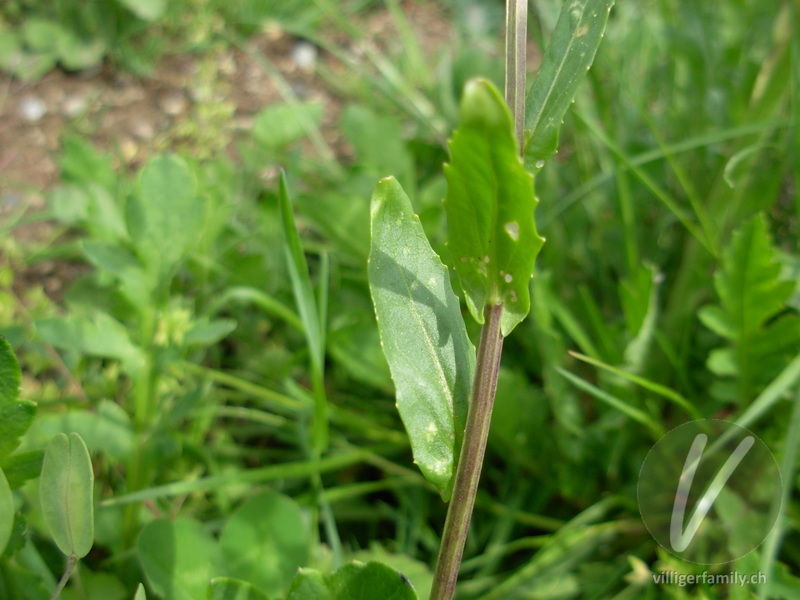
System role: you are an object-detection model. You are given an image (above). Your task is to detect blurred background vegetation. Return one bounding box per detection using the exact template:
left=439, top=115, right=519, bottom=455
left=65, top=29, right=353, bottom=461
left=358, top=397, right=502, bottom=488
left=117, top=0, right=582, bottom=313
left=0, top=0, right=798, bottom=598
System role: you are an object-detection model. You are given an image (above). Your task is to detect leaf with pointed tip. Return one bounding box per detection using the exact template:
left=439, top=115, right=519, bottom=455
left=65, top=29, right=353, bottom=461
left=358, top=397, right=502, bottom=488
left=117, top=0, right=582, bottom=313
left=524, top=0, right=616, bottom=173
left=445, top=79, right=545, bottom=336
left=368, top=177, right=474, bottom=501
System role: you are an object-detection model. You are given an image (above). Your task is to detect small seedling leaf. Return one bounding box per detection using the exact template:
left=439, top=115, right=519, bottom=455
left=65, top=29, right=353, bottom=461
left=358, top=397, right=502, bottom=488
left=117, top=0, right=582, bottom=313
left=368, top=177, right=474, bottom=501
left=524, top=0, right=616, bottom=172
left=39, top=432, right=94, bottom=558
left=219, top=490, right=309, bottom=596
left=0, top=467, right=13, bottom=557
left=0, top=337, right=35, bottom=461
left=207, top=577, right=271, bottom=600
left=445, top=79, right=545, bottom=336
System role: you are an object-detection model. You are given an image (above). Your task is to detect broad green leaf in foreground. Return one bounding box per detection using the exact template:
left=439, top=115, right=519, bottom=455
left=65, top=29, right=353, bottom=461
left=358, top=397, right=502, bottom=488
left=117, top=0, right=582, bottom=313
left=524, top=0, right=616, bottom=173
left=369, top=177, right=475, bottom=501
left=39, top=433, right=94, bottom=558
left=287, top=561, right=418, bottom=600
left=0, top=337, right=35, bottom=461
left=445, top=79, right=545, bottom=336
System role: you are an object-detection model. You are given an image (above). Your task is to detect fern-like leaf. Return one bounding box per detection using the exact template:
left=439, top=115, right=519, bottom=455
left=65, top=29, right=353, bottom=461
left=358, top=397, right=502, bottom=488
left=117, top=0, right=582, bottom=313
left=699, top=214, right=800, bottom=403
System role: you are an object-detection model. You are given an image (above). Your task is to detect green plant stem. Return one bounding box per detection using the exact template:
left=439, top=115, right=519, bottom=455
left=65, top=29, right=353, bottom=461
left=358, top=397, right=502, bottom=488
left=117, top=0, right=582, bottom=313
left=50, top=554, right=77, bottom=600
left=430, top=305, right=504, bottom=600
left=505, top=0, right=527, bottom=148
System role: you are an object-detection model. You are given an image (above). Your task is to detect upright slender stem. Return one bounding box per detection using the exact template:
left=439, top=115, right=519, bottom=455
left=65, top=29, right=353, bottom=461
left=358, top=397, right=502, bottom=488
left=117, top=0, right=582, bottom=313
left=430, top=305, right=505, bottom=600
left=430, top=5, right=527, bottom=597
left=505, top=0, right=528, bottom=151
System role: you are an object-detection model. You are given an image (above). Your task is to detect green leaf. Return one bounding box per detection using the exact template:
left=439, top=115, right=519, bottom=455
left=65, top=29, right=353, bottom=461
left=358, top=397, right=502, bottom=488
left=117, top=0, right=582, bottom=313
left=82, top=241, right=153, bottom=307
left=0, top=558, right=51, bottom=599
left=207, top=577, right=271, bottom=600
left=287, top=562, right=418, bottom=600
left=698, top=214, right=800, bottom=402
left=128, top=155, right=204, bottom=278
left=115, top=0, right=167, bottom=21
left=49, top=184, right=90, bottom=225
left=56, top=29, right=105, bottom=70
left=39, top=432, right=95, bottom=558
left=252, top=102, right=324, bottom=150
left=523, top=0, right=616, bottom=172
left=368, top=177, right=474, bottom=501
left=134, top=583, right=147, bottom=600
left=278, top=172, right=328, bottom=454
left=219, top=491, right=308, bottom=596
left=0, top=337, right=35, bottom=461
left=341, top=105, right=415, bottom=193
left=0, top=467, right=12, bottom=557
left=60, top=137, right=117, bottom=192
left=138, top=519, right=222, bottom=600
left=36, top=313, right=146, bottom=377
left=22, top=19, right=61, bottom=54
left=0, top=450, right=44, bottom=489
left=444, top=78, right=545, bottom=336
left=286, top=569, right=330, bottom=600
left=328, top=562, right=418, bottom=600
left=184, top=318, right=238, bottom=347
left=351, top=546, right=433, bottom=599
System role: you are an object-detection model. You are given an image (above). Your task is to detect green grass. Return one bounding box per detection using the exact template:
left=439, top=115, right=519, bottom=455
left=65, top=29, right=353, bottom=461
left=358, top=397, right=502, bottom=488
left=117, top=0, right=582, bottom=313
left=1, top=0, right=798, bottom=598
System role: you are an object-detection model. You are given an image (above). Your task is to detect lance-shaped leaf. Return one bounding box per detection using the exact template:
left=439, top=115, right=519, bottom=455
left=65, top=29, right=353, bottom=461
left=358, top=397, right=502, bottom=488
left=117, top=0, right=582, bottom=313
left=444, top=79, right=545, bottom=336
left=39, top=432, right=94, bottom=558
left=524, top=0, right=616, bottom=173
left=368, top=177, right=475, bottom=501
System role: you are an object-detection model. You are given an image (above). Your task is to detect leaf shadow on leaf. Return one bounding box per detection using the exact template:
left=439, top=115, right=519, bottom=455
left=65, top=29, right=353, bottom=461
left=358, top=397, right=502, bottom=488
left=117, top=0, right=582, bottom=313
left=371, top=247, right=465, bottom=352
left=370, top=246, right=472, bottom=437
